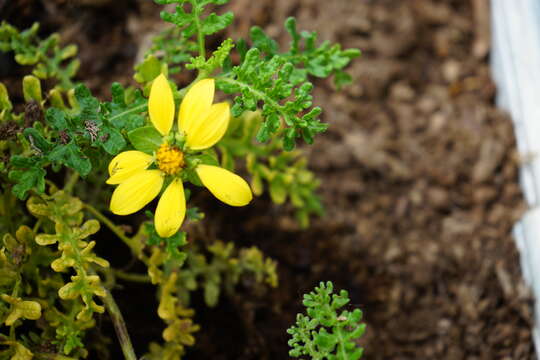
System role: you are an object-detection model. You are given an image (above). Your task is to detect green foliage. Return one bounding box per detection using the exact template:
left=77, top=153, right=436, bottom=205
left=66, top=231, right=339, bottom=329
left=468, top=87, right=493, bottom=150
left=247, top=18, right=361, bottom=88
left=0, top=190, right=111, bottom=358
left=145, top=27, right=198, bottom=75
left=6, top=81, right=147, bottom=199
left=145, top=221, right=188, bottom=263
left=28, top=191, right=109, bottom=322
left=128, top=126, right=163, bottom=154
left=216, top=18, right=359, bottom=150
left=288, top=282, right=366, bottom=360
left=146, top=272, right=199, bottom=360
left=186, top=38, right=234, bottom=75
left=155, top=0, right=233, bottom=65
left=177, top=240, right=278, bottom=307
left=217, top=48, right=325, bottom=150
left=0, top=2, right=359, bottom=357
left=141, top=3, right=359, bottom=151
left=220, top=111, right=323, bottom=227
left=157, top=0, right=234, bottom=40
left=0, top=21, right=79, bottom=90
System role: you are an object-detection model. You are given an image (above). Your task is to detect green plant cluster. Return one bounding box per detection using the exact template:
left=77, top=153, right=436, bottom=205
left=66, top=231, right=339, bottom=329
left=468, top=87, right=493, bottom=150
left=177, top=240, right=278, bottom=307
left=0, top=0, right=361, bottom=358
left=219, top=111, right=323, bottom=227
left=140, top=222, right=277, bottom=359
left=288, top=282, right=366, bottom=360
left=0, top=189, right=109, bottom=359
left=5, top=77, right=148, bottom=200
left=0, top=22, right=79, bottom=90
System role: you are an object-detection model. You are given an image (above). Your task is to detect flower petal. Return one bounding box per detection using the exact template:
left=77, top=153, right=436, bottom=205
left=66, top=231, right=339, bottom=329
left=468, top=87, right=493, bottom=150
left=149, top=73, right=174, bottom=136
left=155, top=179, right=186, bottom=238
left=186, top=102, right=230, bottom=150
left=107, top=151, right=154, bottom=185
left=110, top=170, right=163, bottom=215
left=196, top=164, right=252, bottom=206
left=178, top=79, right=214, bottom=135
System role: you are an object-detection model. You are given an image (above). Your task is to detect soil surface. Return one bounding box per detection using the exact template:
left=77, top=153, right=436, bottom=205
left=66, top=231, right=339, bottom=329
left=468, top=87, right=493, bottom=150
left=1, top=0, right=535, bottom=359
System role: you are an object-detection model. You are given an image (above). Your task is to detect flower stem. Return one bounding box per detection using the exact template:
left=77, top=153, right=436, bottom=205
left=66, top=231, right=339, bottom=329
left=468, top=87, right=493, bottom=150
left=63, top=171, right=79, bottom=194
left=102, top=287, right=137, bottom=360
left=190, top=0, right=206, bottom=59
left=114, top=269, right=152, bottom=283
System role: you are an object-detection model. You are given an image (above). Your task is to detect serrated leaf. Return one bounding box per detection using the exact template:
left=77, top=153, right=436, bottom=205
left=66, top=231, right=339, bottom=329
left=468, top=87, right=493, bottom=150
left=99, top=126, right=126, bottom=155
left=202, top=12, right=234, bottom=35
left=48, top=142, right=92, bottom=176
left=74, top=84, right=99, bottom=123
left=104, top=83, right=147, bottom=131
left=9, top=167, right=46, bottom=200
left=250, top=26, right=278, bottom=57
left=46, top=107, right=69, bottom=130
left=24, top=128, right=53, bottom=152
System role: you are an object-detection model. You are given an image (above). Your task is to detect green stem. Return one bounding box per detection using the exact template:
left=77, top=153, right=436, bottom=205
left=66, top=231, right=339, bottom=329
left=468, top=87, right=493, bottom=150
left=82, top=204, right=147, bottom=263
left=63, top=171, right=79, bottom=194
left=114, top=269, right=151, bottom=283
left=102, top=288, right=137, bottom=360
left=8, top=279, right=21, bottom=340
left=32, top=218, right=42, bottom=233
left=190, top=0, right=206, bottom=59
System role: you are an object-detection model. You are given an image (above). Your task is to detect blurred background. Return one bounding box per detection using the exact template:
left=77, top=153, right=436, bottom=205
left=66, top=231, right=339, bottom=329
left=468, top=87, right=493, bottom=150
left=0, top=0, right=535, bottom=359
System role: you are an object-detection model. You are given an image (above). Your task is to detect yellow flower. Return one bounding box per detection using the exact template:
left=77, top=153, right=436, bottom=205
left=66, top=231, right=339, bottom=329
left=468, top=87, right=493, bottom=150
left=107, top=74, right=252, bottom=238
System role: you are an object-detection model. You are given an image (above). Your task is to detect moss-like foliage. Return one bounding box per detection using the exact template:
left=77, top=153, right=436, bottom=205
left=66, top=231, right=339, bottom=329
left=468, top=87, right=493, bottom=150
left=288, top=282, right=366, bottom=360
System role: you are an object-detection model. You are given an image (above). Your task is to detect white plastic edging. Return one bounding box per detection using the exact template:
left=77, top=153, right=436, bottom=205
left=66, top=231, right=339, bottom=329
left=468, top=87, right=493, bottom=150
left=491, top=0, right=540, bottom=354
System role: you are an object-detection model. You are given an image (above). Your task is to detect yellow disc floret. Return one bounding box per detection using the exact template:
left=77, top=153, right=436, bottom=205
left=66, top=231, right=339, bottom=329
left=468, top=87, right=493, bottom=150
left=156, top=143, right=184, bottom=175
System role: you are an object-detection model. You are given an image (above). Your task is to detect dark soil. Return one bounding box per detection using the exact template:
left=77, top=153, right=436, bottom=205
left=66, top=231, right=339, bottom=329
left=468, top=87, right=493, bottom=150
left=1, top=0, right=535, bottom=359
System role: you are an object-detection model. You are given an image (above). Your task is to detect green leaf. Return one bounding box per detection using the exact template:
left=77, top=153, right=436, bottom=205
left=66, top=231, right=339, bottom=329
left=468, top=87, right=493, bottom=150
left=134, top=55, right=163, bottom=84
left=99, top=126, right=126, bottom=155
left=103, top=83, right=147, bottom=131
left=186, top=38, right=234, bottom=74
left=217, top=47, right=325, bottom=149
left=156, top=0, right=233, bottom=47
left=145, top=222, right=188, bottom=262
left=249, top=26, right=278, bottom=58
left=22, top=75, right=42, bottom=103
left=9, top=167, right=46, bottom=199
left=46, top=107, right=69, bottom=130
left=24, top=127, right=51, bottom=150
left=0, top=82, right=13, bottom=111
left=0, top=21, right=79, bottom=89
left=196, top=152, right=219, bottom=166
left=74, top=84, right=99, bottom=123
left=201, top=12, right=234, bottom=35
left=48, top=142, right=92, bottom=176
left=287, top=282, right=365, bottom=359
left=269, top=175, right=287, bottom=204
left=128, top=126, right=162, bottom=154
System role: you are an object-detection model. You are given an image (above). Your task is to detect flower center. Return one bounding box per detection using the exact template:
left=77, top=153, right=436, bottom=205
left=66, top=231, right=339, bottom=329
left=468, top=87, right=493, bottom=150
left=156, top=143, right=185, bottom=175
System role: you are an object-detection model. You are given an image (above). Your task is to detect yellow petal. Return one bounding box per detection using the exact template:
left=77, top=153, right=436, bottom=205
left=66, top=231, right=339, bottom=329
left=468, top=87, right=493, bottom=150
left=107, top=151, right=153, bottom=185
left=178, top=79, right=214, bottom=135
left=187, top=102, right=230, bottom=150
left=155, top=179, right=186, bottom=238
left=196, top=164, right=252, bottom=206
left=149, top=73, right=174, bottom=136
left=110, top=170, right=163, bottom=215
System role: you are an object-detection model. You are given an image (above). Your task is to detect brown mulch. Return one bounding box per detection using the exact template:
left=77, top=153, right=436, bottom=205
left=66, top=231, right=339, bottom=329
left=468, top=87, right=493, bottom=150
left=1, top=0, right=535, bottom=359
